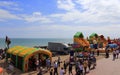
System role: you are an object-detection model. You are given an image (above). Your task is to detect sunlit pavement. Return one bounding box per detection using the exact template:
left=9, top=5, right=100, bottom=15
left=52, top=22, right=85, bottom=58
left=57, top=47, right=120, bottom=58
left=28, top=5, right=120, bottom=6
left=66, top=55, right=120, bottom=75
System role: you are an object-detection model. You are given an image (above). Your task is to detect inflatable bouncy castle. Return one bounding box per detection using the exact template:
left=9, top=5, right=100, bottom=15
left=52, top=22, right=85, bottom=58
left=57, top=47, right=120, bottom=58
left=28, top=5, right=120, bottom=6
left=73, top=32, right=89, bottom=51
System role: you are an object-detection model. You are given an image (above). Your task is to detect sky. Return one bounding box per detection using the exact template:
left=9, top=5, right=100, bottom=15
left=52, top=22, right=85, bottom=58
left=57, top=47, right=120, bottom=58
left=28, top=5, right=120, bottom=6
left=0, top=0, right=120, bottom=38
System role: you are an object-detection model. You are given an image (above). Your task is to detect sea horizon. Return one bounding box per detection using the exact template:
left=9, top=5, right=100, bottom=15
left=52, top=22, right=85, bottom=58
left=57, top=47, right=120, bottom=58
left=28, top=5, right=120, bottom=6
left=0, top=38, right=73, bottom=49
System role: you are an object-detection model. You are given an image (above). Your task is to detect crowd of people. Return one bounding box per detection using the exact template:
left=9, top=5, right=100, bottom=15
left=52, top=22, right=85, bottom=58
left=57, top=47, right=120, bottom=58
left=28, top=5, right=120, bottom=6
left=46, top=46, right=120, bottom=75
left=28, top=56, right=42, bottom=71
left=45, top=43, right=119, bottom=75
left=37, top=50, right=97, bottom=75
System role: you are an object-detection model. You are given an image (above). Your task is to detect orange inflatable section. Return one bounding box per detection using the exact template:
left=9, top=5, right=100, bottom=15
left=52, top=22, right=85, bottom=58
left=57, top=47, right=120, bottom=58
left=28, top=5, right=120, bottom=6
left=74, top=38, right=89, bottom=47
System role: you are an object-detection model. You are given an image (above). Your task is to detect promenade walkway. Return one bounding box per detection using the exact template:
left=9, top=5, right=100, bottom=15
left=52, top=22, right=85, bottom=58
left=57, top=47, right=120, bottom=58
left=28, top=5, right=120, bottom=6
left=65, top=55, right=120, bottom=75
left=87, top=55, right=120, bottom=75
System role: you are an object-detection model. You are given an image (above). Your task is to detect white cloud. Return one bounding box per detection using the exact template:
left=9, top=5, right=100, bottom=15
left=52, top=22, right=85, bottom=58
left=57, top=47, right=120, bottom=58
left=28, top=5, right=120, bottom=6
left=22, top=12, right=53, bottom=23
left=1, top=0, right=120, bottom=38
left=2, top=0, right=120, bottom=24
left=0, top=1, right=21, bottom=21
left=54, top=0, right=120, bottom=23
left=0, top=1, right=22, bottom=11
left=57, top=0, right=75, bottom=11
left=0, top=9, right=21, bottom=21
left=0, top=1, right=18, bottom=7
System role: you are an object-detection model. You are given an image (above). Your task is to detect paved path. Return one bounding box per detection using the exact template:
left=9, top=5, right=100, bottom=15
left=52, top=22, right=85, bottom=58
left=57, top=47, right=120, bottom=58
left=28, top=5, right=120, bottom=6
left=87, top=55, right=120, bottom=75
left=65, top=55, right=120, bottom=75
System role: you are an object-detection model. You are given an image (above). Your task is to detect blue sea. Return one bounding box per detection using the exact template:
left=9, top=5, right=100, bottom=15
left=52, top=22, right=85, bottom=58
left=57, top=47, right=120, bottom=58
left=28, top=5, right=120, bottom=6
left=0, top=38, right=73, bottom=49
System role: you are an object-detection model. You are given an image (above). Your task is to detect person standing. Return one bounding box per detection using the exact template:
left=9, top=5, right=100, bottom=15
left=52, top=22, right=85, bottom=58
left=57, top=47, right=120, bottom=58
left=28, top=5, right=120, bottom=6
left=113, top=50, right=116, bottom=61
left=32, top=57, right=36, bottom=70
left=68, top=63, right=73, bottom=75
left=116, top=49, right=119, bottom=59
left=59, top=67, right=65, bottom=75
left=105, top=50, right=109, bottom=58
left=58, top=57, right=61, bottom=67
left=46, top=58, right=51, bottom=70
left=97, top=50, right=99, bottom=56
left=93, top=39, right=98, bottom=55
left=92, top=56, right=96, bottom=69
left=36, top=59, right=39, bottom=71
left=39, top=59, right=42, bottom=67
left=50, top=68, right=53, bottom=75
left=54, top=61, right=58, bottom=75
left=5, top=36, right=11, bottom=49
left=63, top=61, right=67, bottom=74
left=75, top=60, right=79, bottom=74
left=37, top=67, right=43, bottom=75
left=70, top=48, right=74, bottom=57
left=88, top=57, right=92, bottom=71
left=79, top=62, right=83, bottom=75
left=83, top=59, right=88, bottom=74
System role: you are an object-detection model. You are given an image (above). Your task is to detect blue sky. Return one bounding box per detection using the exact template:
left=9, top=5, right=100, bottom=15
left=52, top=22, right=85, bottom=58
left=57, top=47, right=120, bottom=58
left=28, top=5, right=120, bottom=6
left=0, top=0, right=120, bottom=38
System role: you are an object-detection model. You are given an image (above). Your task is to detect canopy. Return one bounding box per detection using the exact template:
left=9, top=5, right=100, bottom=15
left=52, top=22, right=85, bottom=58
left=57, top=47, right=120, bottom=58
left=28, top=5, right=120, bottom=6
left=74, top=32, right=84, bottom=38
left=7, top=46, right=52, bottom=72
left=89, top=33, right=98, bottom=38
left=7, top=46, right=52, bottom=61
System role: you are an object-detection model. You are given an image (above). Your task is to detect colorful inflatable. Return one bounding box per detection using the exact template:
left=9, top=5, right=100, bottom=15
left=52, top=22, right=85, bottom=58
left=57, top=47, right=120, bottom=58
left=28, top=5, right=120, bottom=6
left=74, top=32, right=89, bottom=48
left=73, top=32, right=90, bottom=52
left=7, top=46, right=52, bottom=72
